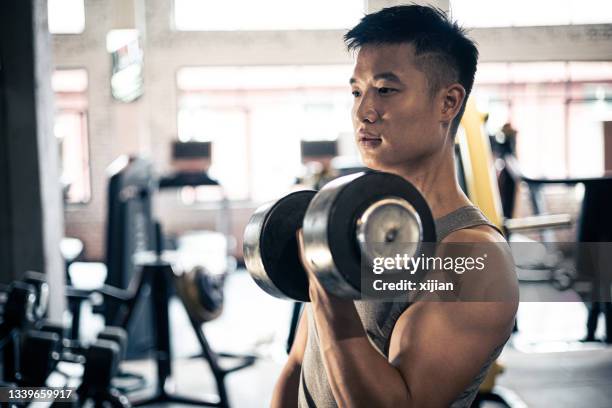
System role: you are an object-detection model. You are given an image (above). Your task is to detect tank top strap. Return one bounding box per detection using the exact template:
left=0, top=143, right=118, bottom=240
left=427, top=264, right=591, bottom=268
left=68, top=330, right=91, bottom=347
left=434, top=206, right=503, bottom=242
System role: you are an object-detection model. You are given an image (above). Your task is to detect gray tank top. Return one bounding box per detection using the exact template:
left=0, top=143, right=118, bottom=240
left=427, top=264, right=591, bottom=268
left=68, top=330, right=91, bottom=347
left=298, top=206, right=507, bottom=408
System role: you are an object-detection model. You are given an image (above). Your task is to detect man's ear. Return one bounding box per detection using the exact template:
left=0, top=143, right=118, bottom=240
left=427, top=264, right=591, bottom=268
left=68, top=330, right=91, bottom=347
left=440, top=84, right=466, bottom=125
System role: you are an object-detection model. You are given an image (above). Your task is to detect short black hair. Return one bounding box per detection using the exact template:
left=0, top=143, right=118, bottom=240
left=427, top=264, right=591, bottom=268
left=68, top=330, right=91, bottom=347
left=344, top=4, right=478, bottom=134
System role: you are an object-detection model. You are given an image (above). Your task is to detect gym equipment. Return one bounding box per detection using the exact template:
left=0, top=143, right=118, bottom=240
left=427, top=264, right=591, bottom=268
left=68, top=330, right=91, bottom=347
left=19, top=330, right=61, bottom=386
left=1, top=282, right=38, bottom=383
left=175, top=265, right=225, bottom=323
left=22, top=271, right=49, bottom=321
left=38, top=321, right=87, bottom=365
left=62, top=156, right=158, bottom=356
left=2, top=282, right=37, bottom=330
left=97, top=326, right=128, bottom=361
left=65, top=154, right=252, bottom=406
left=297, top=140, right=339, bottom=189
left=18, top=323, right=130, bottom=406
left=286, top=158, right=367, bottom=352
left=244, top=171, right=436, bottom=301
left=160, top=141, right=215, bottom=188
left=158, top=146, right=234, bottom=323
left=304, top=171, right=436, bottom=298
left=64, top=154, right=251, bottom=406
left=100, top=222, right=255, bottom=407
left=105, top=156, right=156, bottom=358
left=0, top=276, right=131, bottom=408
left=301, top=140, right=338, bottom=158
left=457, top=101, right=573, bottom=287
left=244, top=190, right=317, bottom=301
left=456, top=99, right=571, bottom=236
left=76, top=340, right=130, bottom=408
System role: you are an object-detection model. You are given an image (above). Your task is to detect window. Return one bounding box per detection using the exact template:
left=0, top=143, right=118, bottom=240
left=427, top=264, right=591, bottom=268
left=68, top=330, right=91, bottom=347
left=451, top=0, right=612, bottom=27
left=473, top=62, right=612, bottom=178
left=174, top=0, right=364, bottom=31
left=176, top=65, right=354, bottom=202
left=48, top=0, right=85, bottom=34
left=52, top=69, right=91, bottom=204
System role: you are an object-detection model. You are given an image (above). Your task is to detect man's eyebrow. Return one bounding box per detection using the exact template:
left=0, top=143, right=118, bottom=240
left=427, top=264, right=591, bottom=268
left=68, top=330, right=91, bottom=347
left=373, top=72, right=402, bottom=82
left=349, top=72, right=402, bottom=85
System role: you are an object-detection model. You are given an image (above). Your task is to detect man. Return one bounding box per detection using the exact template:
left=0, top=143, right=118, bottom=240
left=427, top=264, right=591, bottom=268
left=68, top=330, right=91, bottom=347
left=272, top=5, right=518, bottom=407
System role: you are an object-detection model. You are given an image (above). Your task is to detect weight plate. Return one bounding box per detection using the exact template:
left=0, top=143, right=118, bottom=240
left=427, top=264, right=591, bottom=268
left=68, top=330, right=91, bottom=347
left=303, top=171, right=436, bottom=298
left=243, top=190, right=317, bottom=301
left=175, top=265, right=224, bottom=323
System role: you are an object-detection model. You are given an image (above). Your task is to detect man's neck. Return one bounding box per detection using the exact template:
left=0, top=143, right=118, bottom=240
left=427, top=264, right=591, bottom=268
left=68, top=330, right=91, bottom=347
left=381, top=141, right=471, bottom=219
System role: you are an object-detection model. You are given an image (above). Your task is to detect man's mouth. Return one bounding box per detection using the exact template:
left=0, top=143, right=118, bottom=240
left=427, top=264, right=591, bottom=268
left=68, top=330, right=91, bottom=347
left=358, top=131, right=382, bottom=148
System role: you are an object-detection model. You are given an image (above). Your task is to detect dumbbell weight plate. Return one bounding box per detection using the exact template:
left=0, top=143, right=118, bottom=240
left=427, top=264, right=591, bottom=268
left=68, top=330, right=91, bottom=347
left=243, top=190, right=317, bottom=301
left=303, top=171, right=436, bottom=298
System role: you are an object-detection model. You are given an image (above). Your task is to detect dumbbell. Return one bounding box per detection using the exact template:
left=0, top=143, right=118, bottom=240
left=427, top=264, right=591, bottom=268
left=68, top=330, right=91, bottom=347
left=243, top=171, right=436, bottom=301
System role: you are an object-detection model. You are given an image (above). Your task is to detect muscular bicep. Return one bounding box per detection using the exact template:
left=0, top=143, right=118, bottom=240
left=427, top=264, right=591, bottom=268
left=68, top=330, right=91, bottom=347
left=388, top=301, right=516, bottom=407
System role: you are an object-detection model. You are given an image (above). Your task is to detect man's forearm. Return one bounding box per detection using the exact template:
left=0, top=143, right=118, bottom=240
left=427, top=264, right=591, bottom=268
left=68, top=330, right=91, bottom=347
left=271, top=362, right=302, bottom=408
left=311, top=303, right=412, bottom=408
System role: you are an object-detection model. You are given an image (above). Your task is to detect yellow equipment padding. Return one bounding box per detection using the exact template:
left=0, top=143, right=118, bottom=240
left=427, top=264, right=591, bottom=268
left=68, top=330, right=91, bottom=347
left=457, top=98, right=504, bottom=229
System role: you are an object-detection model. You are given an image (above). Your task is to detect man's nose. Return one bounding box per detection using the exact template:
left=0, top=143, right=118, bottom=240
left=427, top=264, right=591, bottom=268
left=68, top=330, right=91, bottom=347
left=355, top=92, right=380, bottom=123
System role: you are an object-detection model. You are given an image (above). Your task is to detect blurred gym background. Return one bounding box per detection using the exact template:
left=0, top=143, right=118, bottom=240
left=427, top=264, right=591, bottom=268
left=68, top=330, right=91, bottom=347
left=1, top=0, right=612, bottom=407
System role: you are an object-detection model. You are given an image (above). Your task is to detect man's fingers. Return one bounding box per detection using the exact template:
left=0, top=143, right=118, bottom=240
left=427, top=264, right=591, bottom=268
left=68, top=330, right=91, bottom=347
left=297, top=228, right=315, bottom=278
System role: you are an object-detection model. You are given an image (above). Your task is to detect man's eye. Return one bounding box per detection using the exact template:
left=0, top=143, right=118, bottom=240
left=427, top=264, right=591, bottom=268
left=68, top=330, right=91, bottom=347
left=351, top=90, right=361, bottom=97
left=378, top=87, right=396, bottom=95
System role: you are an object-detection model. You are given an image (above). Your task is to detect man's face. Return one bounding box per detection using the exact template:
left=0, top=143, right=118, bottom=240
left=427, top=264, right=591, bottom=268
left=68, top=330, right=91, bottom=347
left=350, top=43, right=445, bottom=171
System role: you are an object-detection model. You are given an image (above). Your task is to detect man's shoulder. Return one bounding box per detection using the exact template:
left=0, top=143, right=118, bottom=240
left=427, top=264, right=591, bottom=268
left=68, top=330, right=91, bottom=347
left=436, top=224, right=510, bottom=267
left=421, top=224, right=518, bottom=327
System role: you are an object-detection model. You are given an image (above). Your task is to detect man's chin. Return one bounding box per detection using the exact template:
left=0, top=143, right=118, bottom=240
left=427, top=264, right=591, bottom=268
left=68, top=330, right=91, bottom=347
left=360, top=156, right=417, bottom=176
left=359, top=155, right=389, bottom=172
left=361, top=149, right=432, bottom=170
left=360, top=150, right=392, bottom=168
